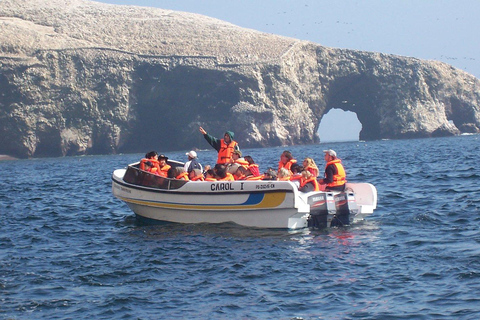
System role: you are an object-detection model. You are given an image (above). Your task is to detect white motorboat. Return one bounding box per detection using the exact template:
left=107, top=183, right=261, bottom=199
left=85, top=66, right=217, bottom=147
left=112, top=161, right=377, bottom=229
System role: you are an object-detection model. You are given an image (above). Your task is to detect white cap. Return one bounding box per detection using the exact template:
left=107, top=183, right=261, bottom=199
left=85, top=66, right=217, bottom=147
left=186, top=150, right=197, bottom=158
left=323, top=149, right=337, bottom=157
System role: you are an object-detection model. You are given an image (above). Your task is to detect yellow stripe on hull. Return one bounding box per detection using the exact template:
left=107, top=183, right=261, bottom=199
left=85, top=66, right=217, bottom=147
left=119, top=192, right=287, bottom=211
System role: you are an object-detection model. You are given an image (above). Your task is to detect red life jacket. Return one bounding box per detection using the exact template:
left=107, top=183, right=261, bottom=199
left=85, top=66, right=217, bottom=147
left=325, top=159, right=346, bottom=188
left=217, top=139, right=238, bottom=164
left=248, top=164, right=260, bottom=177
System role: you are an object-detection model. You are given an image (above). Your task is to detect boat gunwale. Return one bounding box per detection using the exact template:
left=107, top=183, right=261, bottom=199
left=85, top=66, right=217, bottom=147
left=112, top=171, right=297, bottom=196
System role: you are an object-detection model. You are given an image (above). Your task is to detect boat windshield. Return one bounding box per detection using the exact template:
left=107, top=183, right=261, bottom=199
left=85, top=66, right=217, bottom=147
left=123, top=165, right=188, bottom=190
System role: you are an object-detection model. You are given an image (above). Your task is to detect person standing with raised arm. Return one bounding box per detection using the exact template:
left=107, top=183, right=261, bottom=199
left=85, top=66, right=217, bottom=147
left=199, top=126, right=239, bottom=164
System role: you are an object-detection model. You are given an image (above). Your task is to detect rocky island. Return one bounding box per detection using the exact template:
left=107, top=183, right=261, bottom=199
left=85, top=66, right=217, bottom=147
left=1, top=0, right=479, bottom=158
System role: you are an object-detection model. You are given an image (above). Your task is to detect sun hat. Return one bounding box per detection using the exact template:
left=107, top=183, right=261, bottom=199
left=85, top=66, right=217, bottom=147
left=186, top=150, right=197, bottom=158
left=323, top=149, right=337, bottom=157
left=158, top=154, right=169, bottom=160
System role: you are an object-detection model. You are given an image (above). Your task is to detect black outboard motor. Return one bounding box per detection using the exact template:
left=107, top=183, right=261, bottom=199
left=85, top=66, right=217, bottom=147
left=307, top=192, right=336, bottom=229
left=331, top=192, right=353, bottom=227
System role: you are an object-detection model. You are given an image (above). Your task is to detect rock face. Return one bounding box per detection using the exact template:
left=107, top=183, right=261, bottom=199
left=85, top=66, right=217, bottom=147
left=1, top=0, right=479, bottom=158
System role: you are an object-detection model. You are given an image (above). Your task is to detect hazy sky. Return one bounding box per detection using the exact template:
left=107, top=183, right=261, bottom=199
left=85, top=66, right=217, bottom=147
left=95, top=0, right=479, bottom=141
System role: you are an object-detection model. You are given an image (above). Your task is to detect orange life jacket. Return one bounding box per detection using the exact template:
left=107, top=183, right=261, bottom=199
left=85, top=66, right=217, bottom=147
left=176, top=172, right=189, bottom=180
left=139, top=158, right=161, bottom=172
left=325, top=159, right=346, bottom=188
left=278, top=177, right=290, bottom=181
left=217, top=172, right=235, bottom=181
left=158, top=164, right=171, bottom=178
left=205, top=177, right=217, bottom=181
left=190, top=174, right=204, bottom=181
left=278, top=159, right=297, bottom=172
left=235, top=159, right=249, bottom=168
left=289, top=175, right=302, bottom=182
left=300, top=177, right=320, bottom=191
left=217, top=139, right=238, bottom=164
left=246, top=175, right=264, bottom=180
left=234, top=174, right=246, bottom=181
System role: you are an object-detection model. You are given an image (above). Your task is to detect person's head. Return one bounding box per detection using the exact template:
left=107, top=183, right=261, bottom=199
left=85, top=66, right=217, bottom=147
left=214, top=164, right=227, bottom=179
left=144, top=161, right=153, bottom=170
left=323, top=149, right=337, bottom=162
left=235, top=166, right=248, bottom=178
left=186, top=150, right=197, bottom=160
left=290, top=163, right=303, bottom=174
left=232, top=150, right=242, bottom=161
left=224, top=131, right=234, bottom=144
left=206, top=169, right=216, bottom=179
left=278, top=168, right=291, bottom=179
left=244, top=155, right=255, bottom=165
left=303, top=157, right=316, bottom=168
left=280, top=150, right=293, bottom=164
left=263, top=168, right=277, bottom=180
left=189, top=168, right=202, bottom=180
left=158, top=154, right=168, bottom=165
left=145, top=151, right=158, bottom=160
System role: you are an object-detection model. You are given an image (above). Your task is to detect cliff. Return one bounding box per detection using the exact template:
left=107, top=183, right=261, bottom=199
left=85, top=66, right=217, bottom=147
left=1, top=0, right=479, bottom=158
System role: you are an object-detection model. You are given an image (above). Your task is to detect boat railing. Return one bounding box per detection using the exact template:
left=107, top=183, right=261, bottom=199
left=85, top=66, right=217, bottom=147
left=123, top=164, right=188, bottom=190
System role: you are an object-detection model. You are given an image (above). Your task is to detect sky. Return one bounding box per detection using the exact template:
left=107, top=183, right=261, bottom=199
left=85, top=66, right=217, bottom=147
left=96, top=0, right=480, bottom=141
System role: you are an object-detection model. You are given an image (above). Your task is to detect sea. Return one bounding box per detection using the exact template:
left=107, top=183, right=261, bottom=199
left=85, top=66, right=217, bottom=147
left=1, top=134, right=479, bottom=320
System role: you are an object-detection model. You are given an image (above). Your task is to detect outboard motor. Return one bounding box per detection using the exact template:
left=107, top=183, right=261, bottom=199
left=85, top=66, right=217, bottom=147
left=307, top=192, right=336, bottom=229
left=331, top=192, right=351, bottom=227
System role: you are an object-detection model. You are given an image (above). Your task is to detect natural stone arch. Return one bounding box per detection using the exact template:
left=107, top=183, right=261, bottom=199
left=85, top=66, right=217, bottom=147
left=318, top=74, right=383, bottom=141
left=317, top=108, right=361, bottom=142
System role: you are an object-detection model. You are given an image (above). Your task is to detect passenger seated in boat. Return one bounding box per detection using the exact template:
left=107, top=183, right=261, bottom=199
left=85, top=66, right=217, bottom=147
left=278, top=150, right=297, bottom=173
left=244, top=156, right=260, bottom=177
left=231, top=150, right=248, bottom=166
left=289, top=163, right=303, bottom=185
left=233, top=166, right=251, bottom=180
left=263, top=168, right=277, bottom=181
left=157, top=154, right=171, bottom=178
left=214, top=164, right=234, bottom=181
left=167, top=167, right=189, bottom=180
left=303, top=157, right=319, bottom=177
left=189, top=168, right=204, bottom=181
left=277, top=168, right=291, bottom=181
left=299, top=170, right=320, bottom=192
left=142, top=161, right=159, bottom=175
left=184, top=150, right=203, bottom=176
left=139, top=151, right=161, bottom=172
left=204, top=169, right=217, bottom=181
left=319, top=149, right=346, bottom=191
left=227, top=163, right=240, bottom=175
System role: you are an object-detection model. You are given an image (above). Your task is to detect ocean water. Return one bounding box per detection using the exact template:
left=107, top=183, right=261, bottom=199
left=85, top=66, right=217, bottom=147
left=1, top=135, right=480, bottom=319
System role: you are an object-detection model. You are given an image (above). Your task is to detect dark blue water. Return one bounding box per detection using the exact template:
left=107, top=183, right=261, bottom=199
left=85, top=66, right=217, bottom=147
left=1, top=135, right=480, bottom=319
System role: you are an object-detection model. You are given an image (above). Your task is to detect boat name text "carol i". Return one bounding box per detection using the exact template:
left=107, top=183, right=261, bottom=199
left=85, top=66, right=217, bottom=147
left=211, top=182, right=245, bottom=191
